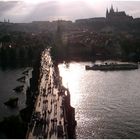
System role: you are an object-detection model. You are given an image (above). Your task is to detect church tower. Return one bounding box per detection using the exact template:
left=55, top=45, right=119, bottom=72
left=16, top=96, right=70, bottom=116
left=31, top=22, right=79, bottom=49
left=106, top=8, right=109, bottom=18
left=106, top=5, right=133, bottom=22
left=110, top=5, right=114, bottom=13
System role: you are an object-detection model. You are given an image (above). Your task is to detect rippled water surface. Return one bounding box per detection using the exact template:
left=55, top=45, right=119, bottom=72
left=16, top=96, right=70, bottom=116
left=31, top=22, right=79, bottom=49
left=58, top=62, right=140, bottom=139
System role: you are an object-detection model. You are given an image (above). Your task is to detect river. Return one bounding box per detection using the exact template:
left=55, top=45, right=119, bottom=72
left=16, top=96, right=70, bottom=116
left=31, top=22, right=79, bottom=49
left=58, top=62, right=140, bottom=139
left=0, top=67, right=32, bottom=120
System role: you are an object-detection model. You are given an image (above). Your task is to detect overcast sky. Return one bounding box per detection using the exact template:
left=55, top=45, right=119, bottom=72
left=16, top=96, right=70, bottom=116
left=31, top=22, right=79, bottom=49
left=0, top=0, right=140, bottom=23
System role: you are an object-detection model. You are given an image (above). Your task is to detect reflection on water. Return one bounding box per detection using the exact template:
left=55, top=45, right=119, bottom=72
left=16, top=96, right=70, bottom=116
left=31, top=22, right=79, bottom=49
left=58, top=62, right=140, bottom=139
left=59, top=63, right=84, bottom=106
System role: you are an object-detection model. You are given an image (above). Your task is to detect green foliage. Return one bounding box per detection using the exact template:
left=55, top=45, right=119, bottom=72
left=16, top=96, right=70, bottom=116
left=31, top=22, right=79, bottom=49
left=0, top=35, right=11, bottom=43
left=120, top=38, right=140, bottom=61
left=0, top=32, right=51, bottom=69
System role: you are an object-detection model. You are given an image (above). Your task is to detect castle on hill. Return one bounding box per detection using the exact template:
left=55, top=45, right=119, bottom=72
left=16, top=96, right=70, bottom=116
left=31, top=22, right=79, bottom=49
left=106, top=5, right=133, bottom=21
left=75, top=5, right=133, bottom=24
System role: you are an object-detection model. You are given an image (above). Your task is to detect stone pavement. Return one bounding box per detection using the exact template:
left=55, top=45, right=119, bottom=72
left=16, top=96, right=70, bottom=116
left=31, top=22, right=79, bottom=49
left=27, top=49, right=68, bottom=139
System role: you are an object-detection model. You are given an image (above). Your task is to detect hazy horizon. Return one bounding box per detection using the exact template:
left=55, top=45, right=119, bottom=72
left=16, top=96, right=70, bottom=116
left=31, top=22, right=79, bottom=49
left=0, top=0, right=140, bottom=23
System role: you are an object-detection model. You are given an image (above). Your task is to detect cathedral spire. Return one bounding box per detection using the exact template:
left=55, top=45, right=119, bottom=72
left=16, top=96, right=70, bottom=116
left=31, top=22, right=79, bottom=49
left=110, top=4, right=114, bottom=13
left=106, top=8, right=108, bottom=18
left=111, top=4, right=113, bottom=10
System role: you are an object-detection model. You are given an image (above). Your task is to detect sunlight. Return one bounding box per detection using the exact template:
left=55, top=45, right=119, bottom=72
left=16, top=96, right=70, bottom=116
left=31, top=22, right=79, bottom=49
left=23, top=0, right=46, bottom=4
left=3, top=0, right=103, bottom=5
left=85, top=0, right=105, bottom=10
left=22, top=0, right=67, bottom=4
left=3, top=0, right=50, bottom=4
left=58, top=63, right=83, bottom=106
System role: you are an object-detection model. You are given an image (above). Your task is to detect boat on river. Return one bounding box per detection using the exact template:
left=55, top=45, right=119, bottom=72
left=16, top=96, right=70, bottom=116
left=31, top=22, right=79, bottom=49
left=85, top=62, right=138, bottom=71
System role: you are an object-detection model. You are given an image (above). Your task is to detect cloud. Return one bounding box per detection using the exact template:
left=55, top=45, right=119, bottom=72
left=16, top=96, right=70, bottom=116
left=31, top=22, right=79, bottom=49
left=23, top=1, right=60, bottom=21
left=0, top=0, right=140, bottom=22
left=0, top=1, right=37, bottom=22
left=0, top=1, right=18, bottom=16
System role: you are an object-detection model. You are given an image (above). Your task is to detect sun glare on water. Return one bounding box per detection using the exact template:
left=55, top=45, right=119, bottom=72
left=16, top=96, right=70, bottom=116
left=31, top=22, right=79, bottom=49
left=58, top=63, right=83, bottom=107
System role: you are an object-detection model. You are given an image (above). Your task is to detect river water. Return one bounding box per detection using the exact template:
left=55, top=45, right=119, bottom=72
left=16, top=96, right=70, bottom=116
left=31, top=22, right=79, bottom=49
left=0, top=67, right=32, bottom=120
left=58, top=62, right=140, bottom=139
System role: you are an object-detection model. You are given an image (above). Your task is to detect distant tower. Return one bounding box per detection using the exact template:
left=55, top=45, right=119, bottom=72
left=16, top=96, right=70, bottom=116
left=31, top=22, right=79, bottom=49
left=116, top=8, right=118, bottom=12
left=110, top=4, right=114, bottom=13
left=106, top=8, right=109, bottom=18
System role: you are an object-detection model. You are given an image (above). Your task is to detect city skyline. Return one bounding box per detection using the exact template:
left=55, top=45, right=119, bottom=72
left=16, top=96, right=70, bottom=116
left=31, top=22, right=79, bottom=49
left=0, top=0, right=140, bottom=23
